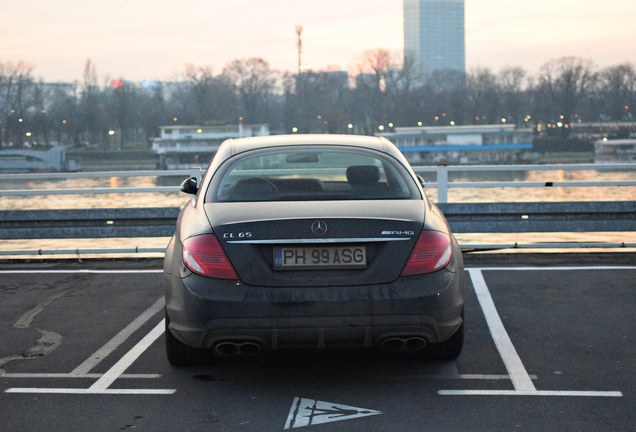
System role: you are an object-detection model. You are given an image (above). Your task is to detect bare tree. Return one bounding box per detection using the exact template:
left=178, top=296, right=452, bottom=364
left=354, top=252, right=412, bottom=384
left=466, top=67, right=501, bottom=124
left=498, top=67, right=529, bottom=125
left=597, top=63, right=635, bottom=121
left=183, top=65, right=238, bottom=123
left=352, top=49, right=395, bottom=133
left=77, top=59, right=107, bottom=147
left=537, top=57, right=596, bottom=128
left=0, top=61, right=34, bottom=147
left=222, top=58, right=277, bottom=123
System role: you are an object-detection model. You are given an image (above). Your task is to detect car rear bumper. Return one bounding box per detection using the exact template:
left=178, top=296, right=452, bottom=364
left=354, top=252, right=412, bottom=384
left=164, top=263, right=464, bottom=351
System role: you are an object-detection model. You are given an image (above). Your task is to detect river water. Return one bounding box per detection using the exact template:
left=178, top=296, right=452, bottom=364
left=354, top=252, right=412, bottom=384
left=1, top=169, right=635, bottom=256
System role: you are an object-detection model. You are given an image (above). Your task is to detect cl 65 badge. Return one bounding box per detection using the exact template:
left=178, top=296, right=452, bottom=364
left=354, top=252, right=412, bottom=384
left=223, top=232, right=252, bottom=239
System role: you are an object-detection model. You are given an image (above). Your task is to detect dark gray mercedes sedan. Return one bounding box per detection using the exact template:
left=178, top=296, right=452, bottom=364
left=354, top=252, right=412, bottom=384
left=163, top=134, right=464, bottom=365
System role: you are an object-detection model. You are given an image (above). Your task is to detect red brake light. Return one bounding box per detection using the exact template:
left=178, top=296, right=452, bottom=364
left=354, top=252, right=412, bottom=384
left=401, top=230, right=452, bottom=276
left=182, top=234, right=238, bottom=279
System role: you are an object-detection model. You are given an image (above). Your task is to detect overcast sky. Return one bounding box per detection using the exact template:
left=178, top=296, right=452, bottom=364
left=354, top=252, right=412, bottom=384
left=1, top=0, right=635, bottom=82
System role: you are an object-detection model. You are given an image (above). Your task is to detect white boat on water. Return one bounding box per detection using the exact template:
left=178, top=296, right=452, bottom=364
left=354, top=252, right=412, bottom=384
left=0, top=145, right=79, bottom=173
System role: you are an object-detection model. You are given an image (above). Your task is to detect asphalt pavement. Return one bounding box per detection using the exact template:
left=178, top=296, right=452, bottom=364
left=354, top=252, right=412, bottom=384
left=1, top=253, right=634, bottom=432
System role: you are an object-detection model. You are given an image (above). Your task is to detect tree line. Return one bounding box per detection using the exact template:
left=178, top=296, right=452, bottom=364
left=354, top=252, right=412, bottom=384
left=0, top=51, right=634, bottom=150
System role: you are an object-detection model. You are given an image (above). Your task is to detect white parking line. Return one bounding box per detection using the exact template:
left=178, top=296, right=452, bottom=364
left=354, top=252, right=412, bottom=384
left=3, top=373, right=161, bottom=379
left=5, top=388, right=175, bottom=395
left=438, top=268, right=624, bottom=398
left=468, top=268, right=536, bottom=391
left=89, top=319, right=166, bottom=391
left=72, top=297, right=165, bottom=375
left=438, top=390, right=623, bottom=397
left=467, top=266, right=636, bottom=271
left=0, top=269, right=163, bottom=274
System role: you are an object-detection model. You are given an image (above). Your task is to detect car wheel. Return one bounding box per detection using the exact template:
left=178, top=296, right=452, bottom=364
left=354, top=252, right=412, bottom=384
left=165, top=313, right=204, bottom=366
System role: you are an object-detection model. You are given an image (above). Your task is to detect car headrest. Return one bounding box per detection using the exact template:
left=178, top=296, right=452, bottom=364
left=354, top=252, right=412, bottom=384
left=346, top=165, right=381, bottom=186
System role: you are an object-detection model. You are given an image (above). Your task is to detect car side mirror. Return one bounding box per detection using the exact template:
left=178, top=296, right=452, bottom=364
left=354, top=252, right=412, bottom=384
left=180, top=177, right=199, bottom=195
left=417, top=175, right=426, bottom=189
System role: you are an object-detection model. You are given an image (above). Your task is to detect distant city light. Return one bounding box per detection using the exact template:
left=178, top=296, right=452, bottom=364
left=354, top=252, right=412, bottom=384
left=292, top=127, right=298, bottom=133
left=196, top=128, right=203, bottom=134
left=501, top=118, right=507, bottom=123
left=557, top=122, right=564, bottom=128
left=108, top=130, right=115, bottom=136
left=388, top=122, right=394, bottom=128
left=449, top=121, right=456, bottom=126
left=25, top=132, right=32, bottom=137
left=603, top=137, right=608, bottom=142
left=347, top=123, right=353, bottom=129
left=417, top=121, right=423, bottom=126
left=172, top=116, right=178, bottom=122
left=18, top=118, right=23, bottom=123
left=378, top=125, right=385, bottom=131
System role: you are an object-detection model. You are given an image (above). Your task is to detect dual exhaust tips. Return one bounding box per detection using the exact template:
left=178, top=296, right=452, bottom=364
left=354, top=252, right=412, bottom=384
left=381, top=336, right=428, bottom=352
left=215, top=341, right=262, bottom=356
left=213, top=336, right=428, bottom=356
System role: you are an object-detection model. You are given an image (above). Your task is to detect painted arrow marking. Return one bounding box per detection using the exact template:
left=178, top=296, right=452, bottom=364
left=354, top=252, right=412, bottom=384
left=284, top=397, right=382, bottom=429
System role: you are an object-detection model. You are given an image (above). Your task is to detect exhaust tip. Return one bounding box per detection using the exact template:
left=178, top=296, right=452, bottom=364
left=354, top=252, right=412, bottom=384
left=382, top=338, right=405, bottom=351
left=382, top=336, right=427, bottom=352
left=214, top=341, right=262, bottom=356
left=215, top=342, right=239, bottom=356
left=239, top=343, right=262, bottom=356
left=405, top=337, right=427, bottom=351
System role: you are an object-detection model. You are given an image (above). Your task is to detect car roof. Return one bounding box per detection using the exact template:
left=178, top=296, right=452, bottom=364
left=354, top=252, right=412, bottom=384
left=216, top=134, right=401, bottom=160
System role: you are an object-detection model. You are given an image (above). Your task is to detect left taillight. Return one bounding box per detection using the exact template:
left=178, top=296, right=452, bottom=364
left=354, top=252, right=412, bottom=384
left=182, top=234, right=238, bottom=279
left=401, top=230, right=452, bottom=276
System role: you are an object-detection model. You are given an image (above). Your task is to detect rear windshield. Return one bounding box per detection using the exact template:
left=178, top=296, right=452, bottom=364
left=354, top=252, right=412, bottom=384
left=207, top=146, right=419, bottom=202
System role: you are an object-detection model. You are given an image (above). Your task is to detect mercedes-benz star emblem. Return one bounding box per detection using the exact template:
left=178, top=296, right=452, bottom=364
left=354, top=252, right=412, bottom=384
left=311, top=220, right=328, bottom=236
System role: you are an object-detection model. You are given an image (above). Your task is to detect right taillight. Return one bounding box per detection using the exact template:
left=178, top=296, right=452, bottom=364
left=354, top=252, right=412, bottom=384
left=182, top=234, right=238, bottom=279
left=401, top=230, right=452, bottom=276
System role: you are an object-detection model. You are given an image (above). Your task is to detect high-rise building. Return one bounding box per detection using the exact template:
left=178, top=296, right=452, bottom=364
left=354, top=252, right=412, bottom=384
left=404, top=0, right=466, bottom=78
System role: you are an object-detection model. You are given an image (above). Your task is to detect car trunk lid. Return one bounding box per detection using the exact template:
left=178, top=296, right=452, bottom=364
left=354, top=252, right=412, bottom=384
left=204, top=200, right=425, bottom=287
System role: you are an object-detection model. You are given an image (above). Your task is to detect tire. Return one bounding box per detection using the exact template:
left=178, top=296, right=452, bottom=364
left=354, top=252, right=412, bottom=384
left=165, top=313, right=205, bottom=366
left=431, top=322, right=464, bottom=361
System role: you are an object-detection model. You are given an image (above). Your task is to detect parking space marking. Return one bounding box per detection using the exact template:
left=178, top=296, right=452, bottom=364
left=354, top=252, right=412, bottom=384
left=2, top=269, right=171, bottom=394
left=72, top=297, right=165, bottom=375
left=5, top=388, right=175, bottom=395
left=467, top=266, right=636, bottom=272
left=6, top=319, right=175, bottom=395
left=377, top=374, right=538, bottom=381
left=0, top=269, right=163, bottom=274
left=438, top=390, right=624, bottom=397
left=89, top=319, right=166, bottom=391
left=3, top=373, right=161, bottom=379
left=438, top=267, right=624, bottom=398
left=468, top=268, right=536, bottom=391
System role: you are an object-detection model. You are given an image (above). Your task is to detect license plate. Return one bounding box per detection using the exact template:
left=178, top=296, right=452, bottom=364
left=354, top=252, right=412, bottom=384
left=274, top=246, right=367, bottom=270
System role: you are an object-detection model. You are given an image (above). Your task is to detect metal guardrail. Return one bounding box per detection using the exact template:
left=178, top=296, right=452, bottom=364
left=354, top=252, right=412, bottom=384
left=412, top=163, right=636, bottom=203
left=1, top=202, right=634, bottom=240
left=1, top=164, right=635, bottom=203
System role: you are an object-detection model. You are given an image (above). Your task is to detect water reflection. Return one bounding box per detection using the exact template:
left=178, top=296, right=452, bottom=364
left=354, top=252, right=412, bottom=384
left=0, top=170, right=634, bottom=211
